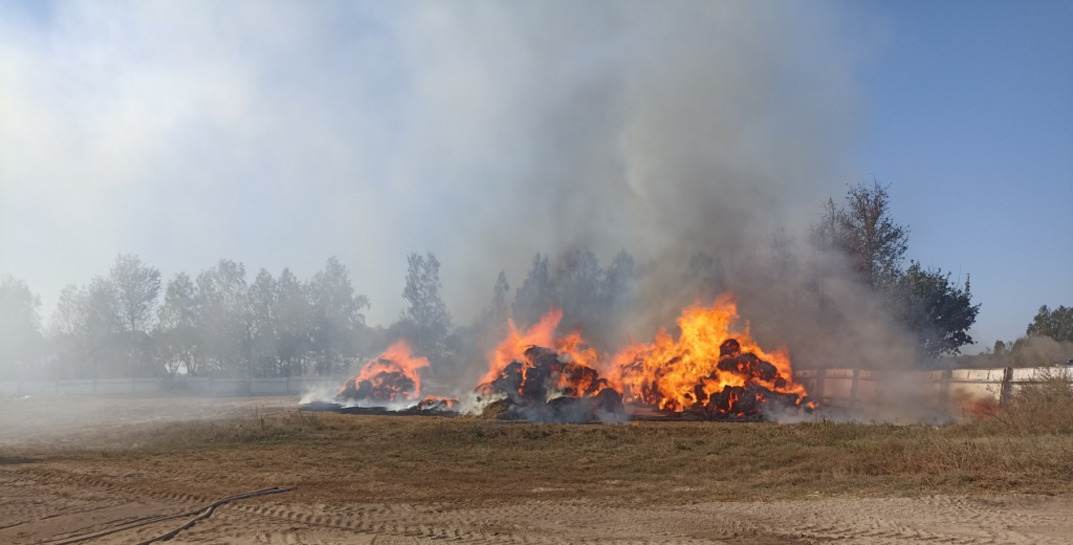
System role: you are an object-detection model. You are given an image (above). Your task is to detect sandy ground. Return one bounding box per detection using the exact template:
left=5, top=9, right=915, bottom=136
left=3, top=396, right=1073, bottom=544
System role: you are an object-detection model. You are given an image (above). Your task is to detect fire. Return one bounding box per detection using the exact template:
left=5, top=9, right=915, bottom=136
left=476, top=310, right=621, bottom=421
left=480, top=308, right=600, bottom=387
left=338, top=340, right=430, bottom=403
left=476, top=293, right=811, bottom=421
left=608, top=294, right=809, bottom=416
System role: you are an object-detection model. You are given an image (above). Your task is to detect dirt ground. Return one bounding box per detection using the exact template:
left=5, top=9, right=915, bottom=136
left=3, top=395, right=1073, bottom=545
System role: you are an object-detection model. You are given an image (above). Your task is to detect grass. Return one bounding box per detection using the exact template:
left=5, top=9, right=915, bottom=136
left=16, top=406, right=1073, bottom=506
left=976, top=368, right=1073, bottom=435
left=9, top=380, right=1073, bottom=506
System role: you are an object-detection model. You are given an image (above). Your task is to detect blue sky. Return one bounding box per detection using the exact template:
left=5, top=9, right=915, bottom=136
left=845, top=0, right=1073, bottom=348
left=0, top=1, right=1069, bottom=352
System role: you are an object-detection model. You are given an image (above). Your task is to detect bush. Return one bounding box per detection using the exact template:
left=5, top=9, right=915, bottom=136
left=979, top=368, right=1073, bottom=435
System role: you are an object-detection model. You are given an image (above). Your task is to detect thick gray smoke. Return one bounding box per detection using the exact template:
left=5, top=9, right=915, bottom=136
left=0, top=1, right=859, bottom=323
left=394, top=2, right=860, bottom=317
left=2, top=2, right=923, bottom=382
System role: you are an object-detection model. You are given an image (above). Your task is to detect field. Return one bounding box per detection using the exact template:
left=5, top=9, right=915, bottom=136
left=3, top=395, right=1073, bottom=544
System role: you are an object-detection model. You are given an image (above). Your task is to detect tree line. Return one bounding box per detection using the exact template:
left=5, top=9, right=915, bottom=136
left=3, top=182, right=1068, bottom=379
left=14, top=256, right=374, bottom=379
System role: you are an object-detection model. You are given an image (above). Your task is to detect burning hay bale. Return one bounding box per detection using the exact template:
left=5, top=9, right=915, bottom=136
left=311, top=294, right=812, bottom=423
left=300, top=341, right=462, bottom=417
left=477, top=346, right=625, bottom=422
left=413, top=396, right=460, bottom=413
left=608, top=297, right=813, bottom=420
left=336, top=340, right=428, bottom=405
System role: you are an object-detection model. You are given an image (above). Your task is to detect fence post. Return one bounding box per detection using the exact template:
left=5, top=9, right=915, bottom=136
left=999, top=367, right=1014, bottom=407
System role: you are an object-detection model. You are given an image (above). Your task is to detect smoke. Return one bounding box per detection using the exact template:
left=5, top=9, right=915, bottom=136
left=2, top=1, right=930, bottom=398
left=0, top=1, right=862, bottom=323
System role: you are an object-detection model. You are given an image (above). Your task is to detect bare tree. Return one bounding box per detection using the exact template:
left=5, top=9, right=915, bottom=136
left=814, top=182, right=909, bottom=288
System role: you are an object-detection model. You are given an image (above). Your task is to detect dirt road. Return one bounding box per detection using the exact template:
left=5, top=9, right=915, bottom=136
left=4, top=464, right=1072, bottom=544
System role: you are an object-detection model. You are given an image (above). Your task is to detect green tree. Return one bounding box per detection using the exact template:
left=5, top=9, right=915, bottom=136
left=893, top=262, right=980, bottom=359
left=1027, top=305, right=1073, bottom=343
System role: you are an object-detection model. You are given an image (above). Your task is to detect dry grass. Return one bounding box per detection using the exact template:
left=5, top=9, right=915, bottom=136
left=15, top=408, right=1073, bottom=506
left=975, top=368, right=1073, bottom=435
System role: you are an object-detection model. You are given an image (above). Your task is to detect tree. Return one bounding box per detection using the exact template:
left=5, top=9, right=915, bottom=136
left=477, top=270, right=512, bottom=331
left=400, top=252, right=452, bottom=364
left=893, top=262, right=980, bottom=359
left=0, top=276, right=42, bottom=377
left=108, top=254, right=162, bottom=376
left=195, top=260, right=249, bottom=375
left=814, top=182, right=909, bottom=288
left=109, top=254, right=162, bottom=334
left=513, top=254, right=555, bottom=327
left=156, top=273, right=201, bottom=375
left=247, top=269, right=280, bottom=377
left=1027, top=305, right=1073, bottom=343
left=275, top=268, right=310, bottom=375
left=47, top=285, right=86, bottom=376
left=83, top=277, right=124, bottom=377
left=308, top=257, right=369, bottom=375
left=555, top=248, right=605, bottom=331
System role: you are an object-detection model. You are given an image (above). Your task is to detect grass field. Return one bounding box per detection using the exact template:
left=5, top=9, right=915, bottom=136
left=4, top=393, right=1073, bottom=544
left=10, top=408, right=1073, bottom=505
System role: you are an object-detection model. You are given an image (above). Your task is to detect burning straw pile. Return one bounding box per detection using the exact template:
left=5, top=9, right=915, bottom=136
left=305, top=295, right=813, bottom=422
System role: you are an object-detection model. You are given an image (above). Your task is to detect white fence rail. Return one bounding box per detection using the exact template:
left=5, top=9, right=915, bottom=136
left=793, top=366, right=1071, bottom=408
left=0, top=376, right=340, bottom=397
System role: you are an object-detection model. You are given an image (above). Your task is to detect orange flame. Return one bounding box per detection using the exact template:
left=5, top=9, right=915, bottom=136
left=345, top=340, right=430, bottom=402
left=480, top=308, right=599, bottom=385
left=607, top=294, right=806, bottom=412
left=477, top=294, right=810, bottom=418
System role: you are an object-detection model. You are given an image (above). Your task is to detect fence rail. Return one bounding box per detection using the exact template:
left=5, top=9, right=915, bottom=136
left=792, top=366, right=1070, bottom=409
left=0, top=376, right=340, bottom=397
left=4, top=367, right=1069, bottom=406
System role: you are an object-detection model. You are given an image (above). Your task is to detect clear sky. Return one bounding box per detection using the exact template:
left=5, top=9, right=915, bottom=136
left=0, top=1, right=1069, bottom=351
left=844, top=0, right=1073, bottom=348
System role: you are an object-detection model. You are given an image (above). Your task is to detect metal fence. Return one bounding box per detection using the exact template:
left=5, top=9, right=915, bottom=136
left=0, top=376, right=339, bottom=397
